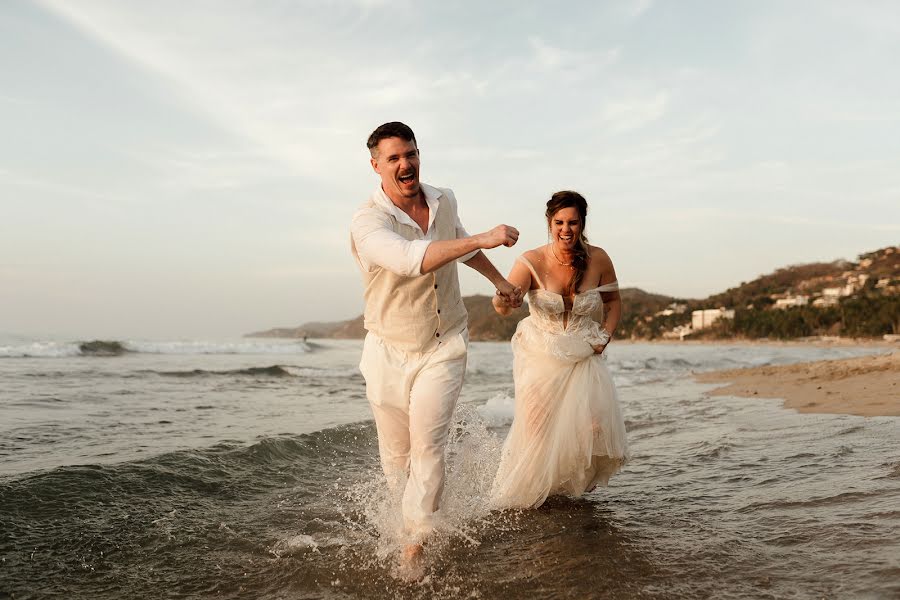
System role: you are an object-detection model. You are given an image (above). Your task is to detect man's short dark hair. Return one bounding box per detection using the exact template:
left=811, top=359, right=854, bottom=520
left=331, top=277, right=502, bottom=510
left=367, top=122, right=417, bottom=155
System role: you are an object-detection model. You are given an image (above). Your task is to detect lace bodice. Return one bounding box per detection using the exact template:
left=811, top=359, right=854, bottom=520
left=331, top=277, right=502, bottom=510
left=527, top=287, right=609, bottom=335
left=514, top=256, right=618, bottom=359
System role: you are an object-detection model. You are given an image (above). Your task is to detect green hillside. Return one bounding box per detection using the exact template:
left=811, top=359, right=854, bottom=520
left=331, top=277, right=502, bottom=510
left=247, top=246, right=899, bottom=341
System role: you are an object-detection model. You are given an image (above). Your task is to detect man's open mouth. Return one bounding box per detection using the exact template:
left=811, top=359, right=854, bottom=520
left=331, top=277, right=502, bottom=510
left=399, top=173, right=416, bottom=184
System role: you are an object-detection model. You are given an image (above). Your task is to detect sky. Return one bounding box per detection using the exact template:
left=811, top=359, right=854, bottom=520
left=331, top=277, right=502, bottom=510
left=1, top=0, right=899, bottom=340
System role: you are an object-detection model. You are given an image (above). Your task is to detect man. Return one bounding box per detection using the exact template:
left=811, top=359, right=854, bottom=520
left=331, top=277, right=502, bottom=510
left=350, top=122, right=522, bottom=564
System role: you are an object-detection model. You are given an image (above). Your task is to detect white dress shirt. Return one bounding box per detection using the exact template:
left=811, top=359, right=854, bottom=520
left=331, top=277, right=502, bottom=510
left=351, top=183, right=477, bottom=277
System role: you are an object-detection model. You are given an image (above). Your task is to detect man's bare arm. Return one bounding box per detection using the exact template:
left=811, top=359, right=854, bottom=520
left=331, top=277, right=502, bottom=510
left=420, top=225, right=519, bottom=274
left=464, top=251, right=523, bottom=308
left=462, top=251, right=505, bottom=288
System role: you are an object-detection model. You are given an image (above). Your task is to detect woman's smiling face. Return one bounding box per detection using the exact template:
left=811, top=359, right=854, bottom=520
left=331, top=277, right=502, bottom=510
left=549, top=206, right=582, bottom=250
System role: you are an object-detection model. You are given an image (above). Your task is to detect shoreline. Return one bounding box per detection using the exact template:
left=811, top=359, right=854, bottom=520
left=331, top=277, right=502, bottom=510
left=695, top=352, right=900, bottom=417
left=614, top=337, right=898, bottom=348
left=468, top=337, right=897, bottom=347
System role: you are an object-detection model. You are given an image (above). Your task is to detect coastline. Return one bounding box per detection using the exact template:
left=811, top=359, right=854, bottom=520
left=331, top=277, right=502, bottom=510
left=463, top=337, right=898, bottom=348
left=396, top=336, right=896, bottom=346
left=695, top=351, right=900, bottom=417
left=615, top=337, right=898, bottom=348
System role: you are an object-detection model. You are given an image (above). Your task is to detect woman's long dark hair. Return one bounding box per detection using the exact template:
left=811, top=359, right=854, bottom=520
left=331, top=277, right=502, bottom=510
left=546, top=190, right=589, bottom=295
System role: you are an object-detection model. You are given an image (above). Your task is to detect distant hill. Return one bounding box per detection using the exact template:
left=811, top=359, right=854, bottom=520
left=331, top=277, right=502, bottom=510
left=246, top=246, right=899, bottom=341
left=463, top=294, right=528, bottom=340
left=702, top=246, right=898, bottom=310
left=246, top=286, right=675, bottom=342
left=615, top=288, right=683, bottom=339
left=703, top=261, right=851, bottom=310
left=650, top=245, right=900, bottom=340
left=246, top=316, right=364, bottom=339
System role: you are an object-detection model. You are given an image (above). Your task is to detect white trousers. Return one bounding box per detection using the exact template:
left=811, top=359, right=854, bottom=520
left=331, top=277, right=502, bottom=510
left=359, top=329, right=468, bottom=540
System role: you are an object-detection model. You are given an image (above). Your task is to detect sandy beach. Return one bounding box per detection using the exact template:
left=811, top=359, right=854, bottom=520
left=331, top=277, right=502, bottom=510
left=696, top=351, right=900, bottom=417
left=621, top=337, right=899, bottom=348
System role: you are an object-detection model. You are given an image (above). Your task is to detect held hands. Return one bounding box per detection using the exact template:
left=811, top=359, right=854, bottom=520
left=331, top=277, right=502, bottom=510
left=494, top=279, right=524, bottom=309
left=475, top=225, right=520, bottom=313
left=479, top=225, right=519, bottom=249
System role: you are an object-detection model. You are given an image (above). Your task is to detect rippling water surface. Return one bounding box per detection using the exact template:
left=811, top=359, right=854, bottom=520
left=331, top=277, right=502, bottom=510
left=1, top=338, right=898, bottom=599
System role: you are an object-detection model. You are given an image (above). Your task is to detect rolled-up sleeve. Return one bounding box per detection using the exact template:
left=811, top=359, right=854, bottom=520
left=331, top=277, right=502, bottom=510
left=351, top=208, right=431, bottom=277
left=445, top=189, right=478, bottom=263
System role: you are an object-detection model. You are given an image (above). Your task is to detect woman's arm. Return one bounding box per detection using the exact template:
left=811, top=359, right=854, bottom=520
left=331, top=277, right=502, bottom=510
left=601, top=291, right=621, bottom=336
left=492, top=259, right=533, bottom=316
left=593, top=248, right=621, bottom=354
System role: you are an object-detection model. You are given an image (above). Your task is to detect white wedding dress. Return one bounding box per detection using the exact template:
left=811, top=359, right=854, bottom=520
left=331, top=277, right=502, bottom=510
left=491, top=256, right=629, bottom=509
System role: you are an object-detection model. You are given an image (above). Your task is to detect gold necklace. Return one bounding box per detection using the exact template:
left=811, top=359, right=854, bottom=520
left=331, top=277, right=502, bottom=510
left=549, top=244, right=574, bottom=268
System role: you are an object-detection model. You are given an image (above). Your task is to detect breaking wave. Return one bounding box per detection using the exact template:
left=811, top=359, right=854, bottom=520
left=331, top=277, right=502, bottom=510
left=0, top=339, right=313, bottom=358
left=147, top=365, right=361, bottom=379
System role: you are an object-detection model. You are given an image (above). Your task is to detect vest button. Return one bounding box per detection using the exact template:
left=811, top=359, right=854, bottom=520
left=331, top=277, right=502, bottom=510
left=434, top=284, right=438, bottom=289
left=435, top=332, right=441, bottom=338
left=437, top=309, right=441, bottom=314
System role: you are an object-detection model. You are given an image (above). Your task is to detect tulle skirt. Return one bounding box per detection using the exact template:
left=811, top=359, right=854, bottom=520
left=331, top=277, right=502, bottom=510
left=491, top=319, right=628, bottom=509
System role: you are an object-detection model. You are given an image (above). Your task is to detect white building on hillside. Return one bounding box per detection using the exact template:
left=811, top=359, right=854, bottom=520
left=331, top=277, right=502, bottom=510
left=663, top=324, right=693, bottom=340
left=655, top=302, right=688, bottom=317
left=692, top=308, right=735, bottom=330
left=812, top=296, right=839, bottom=307
left=774, top=295, right=809, bottom=309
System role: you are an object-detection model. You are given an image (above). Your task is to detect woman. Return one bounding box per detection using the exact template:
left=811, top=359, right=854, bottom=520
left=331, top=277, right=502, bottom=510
left=490, top=190, right=628, bottom=509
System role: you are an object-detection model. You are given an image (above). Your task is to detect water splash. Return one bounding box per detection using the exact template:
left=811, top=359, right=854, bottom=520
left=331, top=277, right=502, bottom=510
left=339, top=404, right=509, bottom=578
left=475, top=392, right=515, bottom=428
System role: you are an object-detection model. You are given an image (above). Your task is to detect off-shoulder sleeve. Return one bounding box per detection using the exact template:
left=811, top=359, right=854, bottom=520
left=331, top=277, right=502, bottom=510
left=516, top=255, right=545, bottom=289
left=597, top=280, right=619, bottom=292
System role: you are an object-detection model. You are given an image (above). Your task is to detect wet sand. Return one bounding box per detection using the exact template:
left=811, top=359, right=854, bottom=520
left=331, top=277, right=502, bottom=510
left=622, top=337, right=898, bottom=348
left=696, top=351, right=900, bottom=417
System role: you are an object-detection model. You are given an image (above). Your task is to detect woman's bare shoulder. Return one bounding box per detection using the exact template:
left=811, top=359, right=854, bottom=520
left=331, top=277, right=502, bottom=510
left=521, top=247, right=547, bottom=263
left=588, top=245, right=618, bottom=285
left=588, top=245, right=613, bottom=264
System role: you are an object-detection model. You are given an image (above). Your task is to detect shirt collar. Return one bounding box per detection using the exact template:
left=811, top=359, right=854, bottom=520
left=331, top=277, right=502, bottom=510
left=371, top=182, right=442, bottom=234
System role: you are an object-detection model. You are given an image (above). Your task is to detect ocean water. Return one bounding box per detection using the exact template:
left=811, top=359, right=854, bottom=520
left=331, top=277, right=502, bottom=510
left=1, top=337, right=898, bottom=599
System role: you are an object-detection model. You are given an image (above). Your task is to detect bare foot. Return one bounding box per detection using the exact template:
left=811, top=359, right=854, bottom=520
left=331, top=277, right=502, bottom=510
left=397, top=543, right=425, bottom=581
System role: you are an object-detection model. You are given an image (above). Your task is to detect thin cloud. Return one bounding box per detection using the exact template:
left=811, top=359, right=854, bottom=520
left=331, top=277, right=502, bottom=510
left=528, top=36, right=620, bottom=74
left=0, top=170, right=120, bottom=204
left=601, top=91, right=670, bottom=132
left=766, top=215, right=900, bottom=232
left=622, top=0, right=653, bottom=20
left=0, top=94, right=28, bottom=105
left=673, top=207, right=900, bottom=233
left=36, top=1, right=361, bottom=178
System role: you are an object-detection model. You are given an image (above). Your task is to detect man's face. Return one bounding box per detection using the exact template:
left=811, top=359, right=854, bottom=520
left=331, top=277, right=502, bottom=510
left=370, top=137, right=421, bottom=201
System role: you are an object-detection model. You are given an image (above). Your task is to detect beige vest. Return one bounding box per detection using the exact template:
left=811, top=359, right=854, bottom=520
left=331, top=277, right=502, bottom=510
left=350, top=190, right=468, bottom=352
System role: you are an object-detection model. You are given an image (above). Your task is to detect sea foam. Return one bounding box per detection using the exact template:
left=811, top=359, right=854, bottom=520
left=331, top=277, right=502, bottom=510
left=341, top=404, right=507, bottom=576
left=477, top=392, right=515, bottom=428
left=0, top=338, right=312, bottom=357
